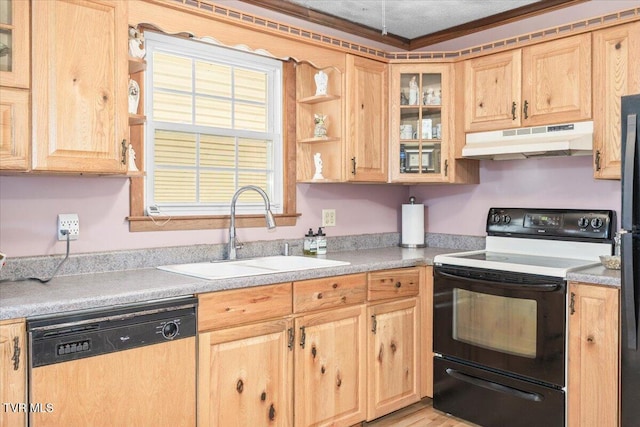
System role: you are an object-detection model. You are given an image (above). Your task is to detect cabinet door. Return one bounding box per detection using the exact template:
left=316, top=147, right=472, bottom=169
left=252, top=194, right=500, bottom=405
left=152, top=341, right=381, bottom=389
left=345, top=54, right=388, bottom=182
left=0, top=0, right=29, bottom=88
left=0, top=319, right=26, bottom=427
left=522, top=33, right=592, bottom=126
left=0, top=87, right=29, bottom=171
left=294, top=304, right=366, bottom=427
left=31, top=0, right=128, bottom=173
left=593, top=21, right=640, bottom=180
left=464, top=50, right=522, bottom=132
left=199, top=318, right=293, bottom=427
left=367, top=298, right=420, bottom=421
left=567, top=283, right=619, bottom=427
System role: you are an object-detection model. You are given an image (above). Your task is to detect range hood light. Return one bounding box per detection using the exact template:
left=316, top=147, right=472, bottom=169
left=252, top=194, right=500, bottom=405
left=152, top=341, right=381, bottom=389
left=462, top=121, right=594, bottom=160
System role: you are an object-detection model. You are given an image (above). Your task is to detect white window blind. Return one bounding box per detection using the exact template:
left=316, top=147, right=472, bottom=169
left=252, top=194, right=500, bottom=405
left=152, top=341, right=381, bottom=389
left=144, top=32, right=283, bottom=216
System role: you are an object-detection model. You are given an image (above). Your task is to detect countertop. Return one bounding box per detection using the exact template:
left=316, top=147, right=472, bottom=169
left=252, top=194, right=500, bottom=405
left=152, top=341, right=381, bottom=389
left=0, top=246, right=621, bottom=321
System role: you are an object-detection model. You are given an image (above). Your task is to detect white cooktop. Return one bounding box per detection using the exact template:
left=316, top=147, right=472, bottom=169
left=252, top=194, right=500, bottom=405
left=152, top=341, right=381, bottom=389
left=433, top=236, right=612, bottom=278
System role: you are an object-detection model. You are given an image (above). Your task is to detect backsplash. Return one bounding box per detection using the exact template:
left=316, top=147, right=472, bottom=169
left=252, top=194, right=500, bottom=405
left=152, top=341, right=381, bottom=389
left=0, top=232, right=484, bottom=282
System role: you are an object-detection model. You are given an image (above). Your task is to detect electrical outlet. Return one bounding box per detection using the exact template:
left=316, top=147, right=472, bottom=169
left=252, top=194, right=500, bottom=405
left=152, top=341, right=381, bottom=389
left=58, top=213, right=79, bottom=241
left=322, top=209, right=336, bottom=227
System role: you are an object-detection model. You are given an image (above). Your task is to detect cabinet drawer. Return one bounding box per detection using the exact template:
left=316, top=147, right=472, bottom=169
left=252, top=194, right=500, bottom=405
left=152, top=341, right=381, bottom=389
left=198, top=283, right=292, bottom=332
left=368, top=268, right=420, bottom=301
left=293, top=273, right=366, bottom=313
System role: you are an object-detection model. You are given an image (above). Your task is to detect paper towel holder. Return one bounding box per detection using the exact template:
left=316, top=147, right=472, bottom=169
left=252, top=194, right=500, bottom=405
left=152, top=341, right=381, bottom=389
left=400, top=196, right=426, bottom=248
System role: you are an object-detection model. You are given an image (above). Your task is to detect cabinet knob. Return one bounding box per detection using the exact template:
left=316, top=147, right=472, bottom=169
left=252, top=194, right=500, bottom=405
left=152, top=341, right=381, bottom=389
left=395, top=281, right=402, bottom=288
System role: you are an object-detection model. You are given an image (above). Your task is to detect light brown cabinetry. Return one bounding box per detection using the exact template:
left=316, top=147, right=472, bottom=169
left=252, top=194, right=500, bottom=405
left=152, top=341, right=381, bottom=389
left=592, top=21, right=640, bottom=180
left=567, top=282, right=619, bottom=427
left=345, top=54, right=388, bottom=182
left=293, top=273, right=367, bottom=426
left=198, top=283, right=294, bottom=426
left=0, top=0, right=30, bottom=172
left=31, top=0, right=128, bottom=173
left=465, top=33, right=592, bottom=131
left=366, top=268, right=421, bottom=420
left=0, top=319, right=27, bottom=427
left=390, top=63, right=478, bottom=184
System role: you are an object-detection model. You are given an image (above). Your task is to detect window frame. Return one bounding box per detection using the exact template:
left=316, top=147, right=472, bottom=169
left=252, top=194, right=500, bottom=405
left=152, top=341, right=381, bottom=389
left=127, top=32, right=298, bottom=232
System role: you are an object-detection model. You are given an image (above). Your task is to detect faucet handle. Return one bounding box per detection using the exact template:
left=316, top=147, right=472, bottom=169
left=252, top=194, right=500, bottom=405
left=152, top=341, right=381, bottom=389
left=283, top=242, right=299, bottom=256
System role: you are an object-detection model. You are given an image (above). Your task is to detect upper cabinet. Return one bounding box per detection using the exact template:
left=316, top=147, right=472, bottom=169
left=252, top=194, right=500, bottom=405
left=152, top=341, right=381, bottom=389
left=31, top=0, right=129, bottom=174
left=296, top=54, right=388, bottom=183
left=345, top=54, right=388, bottom=182
left=592, top=21, right=640, bottom=180
left=389, top=63, right=478, bottom=184
left=465, top=33, right=592, bottom=132
left=0, top=0, right=30, bottom=172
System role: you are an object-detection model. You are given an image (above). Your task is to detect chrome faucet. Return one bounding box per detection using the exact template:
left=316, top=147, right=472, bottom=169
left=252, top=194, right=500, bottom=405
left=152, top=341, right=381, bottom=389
left=228, top=185, right=276, bottom=260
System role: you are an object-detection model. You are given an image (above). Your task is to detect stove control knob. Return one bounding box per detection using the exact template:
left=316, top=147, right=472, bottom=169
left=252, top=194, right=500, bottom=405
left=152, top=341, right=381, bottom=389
left=501, top=215, right=511, bottom=224
left=591, top=218, right=603, bottom=229
left=162, top=321, right=179, bottom=339
left=578, top=217, right=589, bottom=228
left=491, top=214, right=501, bottom=224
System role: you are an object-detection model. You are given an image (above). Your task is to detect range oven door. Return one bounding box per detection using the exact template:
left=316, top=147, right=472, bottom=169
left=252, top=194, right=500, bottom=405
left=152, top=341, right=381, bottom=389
left=434, top=264, right=566, bottom=387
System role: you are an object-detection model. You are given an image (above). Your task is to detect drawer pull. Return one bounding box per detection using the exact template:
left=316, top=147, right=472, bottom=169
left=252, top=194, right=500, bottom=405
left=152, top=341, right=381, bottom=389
left=300, top=326, right=306, bottom=349
left=395, top=281, right=402, bottom=288
left=371, top=314, right=377, bottom=334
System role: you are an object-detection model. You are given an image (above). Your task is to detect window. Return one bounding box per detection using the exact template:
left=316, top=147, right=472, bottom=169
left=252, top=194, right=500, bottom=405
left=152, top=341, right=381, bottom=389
left=144, top=32, right=283, bottom=217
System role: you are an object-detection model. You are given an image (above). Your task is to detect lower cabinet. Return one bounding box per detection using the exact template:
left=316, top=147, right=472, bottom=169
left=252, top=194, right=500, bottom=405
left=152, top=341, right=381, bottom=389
left=0, top=319, right=27, bottom=427
left=567, top=282, right=619, bottom=427
left=197, top=267, right=427, bottom=427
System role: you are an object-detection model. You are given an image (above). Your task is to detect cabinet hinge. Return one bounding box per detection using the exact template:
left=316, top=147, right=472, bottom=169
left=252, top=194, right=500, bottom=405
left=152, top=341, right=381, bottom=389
left=299, top=326, right=306, bottom=349
left=371, top=314, right=377, bottom=334
left=287, top=327, right=294, bottom=350
left=595, top=150, right=602, bottom=171
left=121, top=139, right=128, bottom=165
left=11, top=336, right=20, bottom=371
left=570, top=292, right=576, bottom=315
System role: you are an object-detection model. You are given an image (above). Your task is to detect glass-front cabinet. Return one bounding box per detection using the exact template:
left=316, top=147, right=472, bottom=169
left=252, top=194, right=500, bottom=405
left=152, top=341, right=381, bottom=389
left=390, top=64, right=448, bottom=182
left=389, top=63, right=477, bottom=184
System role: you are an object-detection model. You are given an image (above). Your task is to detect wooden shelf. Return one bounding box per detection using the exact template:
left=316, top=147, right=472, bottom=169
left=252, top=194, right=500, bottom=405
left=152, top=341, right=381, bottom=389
left=128, top=57, right=147, bottom=74
left=298, top=94, right=340, bottom=104
left=298, top=136, right=340, bottom=143
left=129, top=114, right=146, bottom=126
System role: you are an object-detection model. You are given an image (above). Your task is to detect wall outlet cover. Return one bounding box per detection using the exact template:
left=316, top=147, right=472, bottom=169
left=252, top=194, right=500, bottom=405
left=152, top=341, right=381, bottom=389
left=58, top=213, right=79, bottom=240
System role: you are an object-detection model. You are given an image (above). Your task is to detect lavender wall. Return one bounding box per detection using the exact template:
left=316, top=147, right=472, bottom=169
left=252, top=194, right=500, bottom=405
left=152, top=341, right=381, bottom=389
left=412, top=156, right=622, bottom=236
left=0, top=176, right=408, bottom=257
left=0, top=156, right=620, bottom=257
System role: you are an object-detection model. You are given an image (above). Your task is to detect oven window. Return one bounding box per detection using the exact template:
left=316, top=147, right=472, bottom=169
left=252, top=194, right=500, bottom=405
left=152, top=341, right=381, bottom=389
left=453, top=289, right=537, bottom=358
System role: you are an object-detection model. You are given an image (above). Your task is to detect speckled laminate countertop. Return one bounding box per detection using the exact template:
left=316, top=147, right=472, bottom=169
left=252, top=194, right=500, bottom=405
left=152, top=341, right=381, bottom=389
left=0, top=245, right=621, bottom=321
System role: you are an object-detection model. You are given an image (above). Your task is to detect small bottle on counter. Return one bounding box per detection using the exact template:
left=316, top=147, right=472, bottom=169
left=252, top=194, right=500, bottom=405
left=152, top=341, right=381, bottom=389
left=303, top=228, right=315, bottom=256
left=316, top=227, right=327, bottom=255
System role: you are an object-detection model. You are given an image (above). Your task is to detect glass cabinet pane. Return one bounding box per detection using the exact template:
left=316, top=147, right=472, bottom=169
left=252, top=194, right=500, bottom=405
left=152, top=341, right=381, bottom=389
left=0, top=0, right=12, bottom=73
left=397, top=71, right=443, bottom=176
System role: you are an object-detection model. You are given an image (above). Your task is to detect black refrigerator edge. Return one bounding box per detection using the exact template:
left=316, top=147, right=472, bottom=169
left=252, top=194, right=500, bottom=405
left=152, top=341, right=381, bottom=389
left=621, top=93, right=640, bottom=426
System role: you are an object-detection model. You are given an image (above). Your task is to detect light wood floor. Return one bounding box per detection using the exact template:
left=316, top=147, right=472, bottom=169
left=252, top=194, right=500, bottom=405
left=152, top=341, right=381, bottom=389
left=359, top=399, right=479, bottom=427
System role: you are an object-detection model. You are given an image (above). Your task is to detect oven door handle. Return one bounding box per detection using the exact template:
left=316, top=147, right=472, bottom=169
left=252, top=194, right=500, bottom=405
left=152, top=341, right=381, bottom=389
left=445, top=368, right=543, bottom=402
left=437, top=270, right=561, bottom=292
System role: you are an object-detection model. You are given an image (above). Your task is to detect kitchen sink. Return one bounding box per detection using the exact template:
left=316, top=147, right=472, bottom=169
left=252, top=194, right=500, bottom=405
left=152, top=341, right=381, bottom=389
left=157, top=255, right=350, bottom=280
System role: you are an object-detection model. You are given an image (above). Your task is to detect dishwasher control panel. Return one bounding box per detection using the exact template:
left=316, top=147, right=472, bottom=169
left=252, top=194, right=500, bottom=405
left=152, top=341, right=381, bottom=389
left=28, top=297, right=197, bottom=368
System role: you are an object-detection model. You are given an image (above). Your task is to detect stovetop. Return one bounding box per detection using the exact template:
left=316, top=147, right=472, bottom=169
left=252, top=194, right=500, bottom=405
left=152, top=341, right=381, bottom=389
left=434, top=208, right=616, bottom=278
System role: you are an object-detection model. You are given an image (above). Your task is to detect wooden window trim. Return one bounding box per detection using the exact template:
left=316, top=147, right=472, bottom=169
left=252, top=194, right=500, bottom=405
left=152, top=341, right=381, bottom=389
left=127, top=61, right=298, bottom=232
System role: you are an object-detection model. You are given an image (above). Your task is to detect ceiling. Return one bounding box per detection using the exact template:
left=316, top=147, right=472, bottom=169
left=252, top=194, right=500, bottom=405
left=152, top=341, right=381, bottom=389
left=237, top=0, right=587, bottom=50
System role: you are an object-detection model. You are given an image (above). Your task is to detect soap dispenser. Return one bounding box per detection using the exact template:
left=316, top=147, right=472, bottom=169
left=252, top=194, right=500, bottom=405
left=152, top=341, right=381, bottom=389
left=316, top=227, right=327, bottom=255
left=304, top=228, right=315, bottom=255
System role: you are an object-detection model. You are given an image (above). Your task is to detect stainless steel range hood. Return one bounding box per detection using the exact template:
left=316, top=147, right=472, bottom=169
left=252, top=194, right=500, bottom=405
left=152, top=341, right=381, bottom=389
left=462, top=121, right=593, bottom=160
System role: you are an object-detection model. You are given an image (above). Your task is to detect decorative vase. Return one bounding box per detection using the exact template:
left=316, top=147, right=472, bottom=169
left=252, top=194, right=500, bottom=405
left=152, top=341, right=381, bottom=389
left=128, top=79, right=140, bottom=115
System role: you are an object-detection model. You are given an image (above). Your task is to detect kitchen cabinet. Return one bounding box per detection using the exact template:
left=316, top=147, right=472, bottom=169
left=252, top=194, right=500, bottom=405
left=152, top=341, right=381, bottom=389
left=366, top=268, right=421, bottom=420
left=345, top=54, right=388, bottom=182
left=465, top=33, right=592, bottom=132
left=567, top=282, right=619, bottom=427
left=31, top=0, right=129, bottom=173
left=0, top=319, right=27, bottom=427
left=198, top=283, right=293, bottom=426
left=0, top=0, right=30, bottom=172
left=592, top=21, right=640, bottom=180
left=389, top=63, right=478, bottom=184
left=293, top=273, right=367, bottom=426
left=296, top=61, right=344, bottom=182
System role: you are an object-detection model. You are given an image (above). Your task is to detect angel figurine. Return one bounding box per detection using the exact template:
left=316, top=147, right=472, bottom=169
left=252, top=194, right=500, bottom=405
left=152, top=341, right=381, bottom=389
left=128, top=26, right=146, bottom=59
left=128, top=144, right=139, bottom=172
left=314, top=114, right=327, bottom=138
left=313, top=153, right=324, bottom=180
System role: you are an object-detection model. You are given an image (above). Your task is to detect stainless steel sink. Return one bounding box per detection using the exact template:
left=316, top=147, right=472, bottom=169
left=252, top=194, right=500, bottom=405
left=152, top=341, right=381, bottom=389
left=157, top=256, right=350, bottom=280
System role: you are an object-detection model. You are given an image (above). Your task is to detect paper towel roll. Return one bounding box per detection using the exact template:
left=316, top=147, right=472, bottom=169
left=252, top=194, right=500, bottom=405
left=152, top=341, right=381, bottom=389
left=401, top=204, right=425, bottom=248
